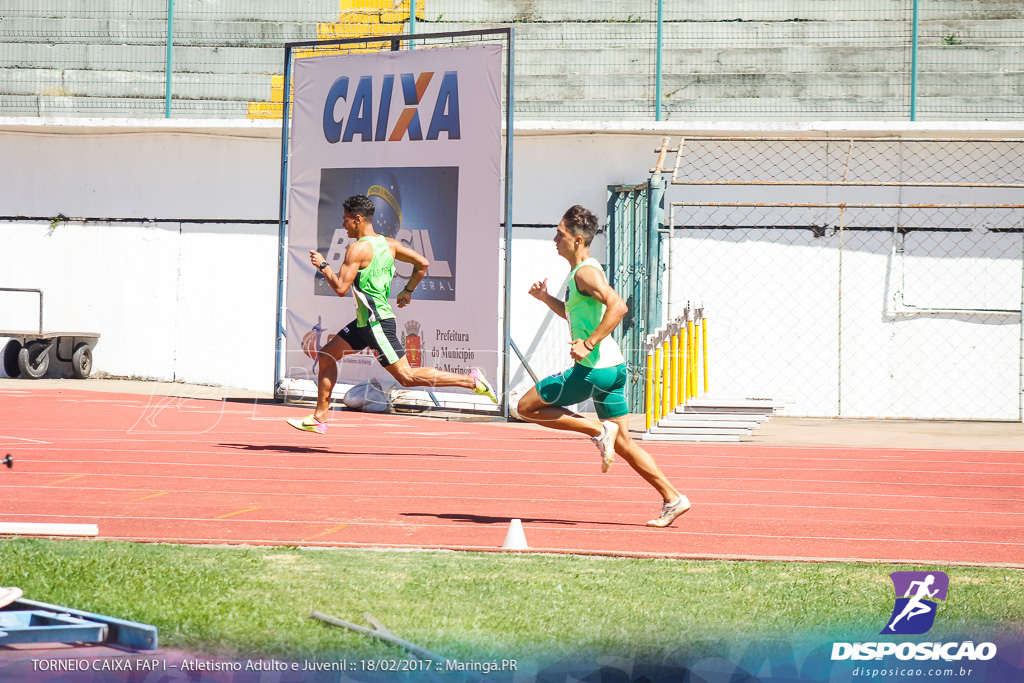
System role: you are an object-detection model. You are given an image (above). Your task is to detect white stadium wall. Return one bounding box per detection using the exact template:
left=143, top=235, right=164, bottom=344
left=1, top=118, right=1022, bottom=419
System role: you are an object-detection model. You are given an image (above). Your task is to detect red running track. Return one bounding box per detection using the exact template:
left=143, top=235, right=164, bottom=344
left=1, top=385, right=1022, bottom=566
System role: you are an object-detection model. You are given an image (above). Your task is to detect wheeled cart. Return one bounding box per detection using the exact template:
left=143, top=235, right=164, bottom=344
left=1, top=288, right=99, bottom=379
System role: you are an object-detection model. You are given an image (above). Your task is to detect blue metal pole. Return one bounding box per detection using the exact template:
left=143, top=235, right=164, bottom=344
left=910, top=0, right=919, bottom=121
left=274, top=46, right=295, bottom=400
left=165, top=0, right=174, bottom=118
left=655, top=0, right=664, bottom=121
left=646, top=174, right=665, bottom=333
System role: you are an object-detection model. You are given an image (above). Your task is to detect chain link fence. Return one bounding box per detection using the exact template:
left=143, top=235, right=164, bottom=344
left=1, top=1, right=1021, bottom=120
left=2, top=0, right=323, bottom=117
left=654, top=138, right=1024, bottom=420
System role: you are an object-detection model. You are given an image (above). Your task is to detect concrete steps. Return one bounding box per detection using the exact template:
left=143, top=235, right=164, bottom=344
left=0, top=18, right=322, bottom=44
left=421, top=20, right=1024, bottom=44
left=0, top=3, right=391, bottom=116
left=5, top=44, right=1015, bottom=102
left=424, top=0, right=1020, bottom=23
left=2, top=0, right=338, bottom=22
left=1, top=93, right=250, bottom=117
left=0, top=68, right=271, bottom=100
left=0, top=2, right=1019, bottom=119
left=4, top=43, right=283, bottom=73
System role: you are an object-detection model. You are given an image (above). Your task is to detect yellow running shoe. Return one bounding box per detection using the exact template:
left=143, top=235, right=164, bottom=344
left=286, top=415, right=326, bottom=434
left=469, top=368, right=498, bottom=404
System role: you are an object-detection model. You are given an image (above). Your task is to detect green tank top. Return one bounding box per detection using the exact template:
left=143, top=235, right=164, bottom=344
left=565, top=257, right=625, bottom=369
left=353, top=235, right=396, bottom=326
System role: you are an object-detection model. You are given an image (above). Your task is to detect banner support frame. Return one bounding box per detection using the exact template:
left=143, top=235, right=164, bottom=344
left=273, top=41, right=296, bottom=400
left=274, top=29, right=515, bottom=420
left=500, top=29, right=515, bottom=419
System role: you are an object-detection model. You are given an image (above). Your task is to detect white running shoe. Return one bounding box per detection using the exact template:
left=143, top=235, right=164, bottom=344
left=647, top=495, right=691, bottom=528
left=591, top=420, right=619, bottom=472
left=507, top=384, right=531, bottom=421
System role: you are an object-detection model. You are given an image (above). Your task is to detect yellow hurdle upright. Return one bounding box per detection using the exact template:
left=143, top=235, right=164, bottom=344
left=687, top=317, right=697, bottom=399
left=652, top=339, right=663, bottom=424
left=644, top=338, right=655, bottom=431
left=682, top=318, right=691, bottom=407
left=692, top=317, right=700, bottom=397
left=677, top=310, right=688, bottom=405
left=661, top=334, right=672, bottom=418
left=702, top=314, right=709, bottom=393
left=670, top=323, right=681, bottom=411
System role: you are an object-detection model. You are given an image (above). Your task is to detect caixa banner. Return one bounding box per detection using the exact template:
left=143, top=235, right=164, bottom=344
left=284, top=45, right=502, bottom=390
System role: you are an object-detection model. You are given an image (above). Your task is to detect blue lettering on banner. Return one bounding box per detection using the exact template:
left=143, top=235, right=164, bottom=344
left=427, top=72, right=460, bottom=140
left=375, top=74, right=394, bottom=141
left=322, top=76, right=348, bottom=144
left=342, top=76, right=374, bottom=142
left=322, top=72, right=461, bottom=144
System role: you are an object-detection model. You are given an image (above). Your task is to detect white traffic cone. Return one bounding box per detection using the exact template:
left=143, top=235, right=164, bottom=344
left=501, top=518, right=529, bottom=550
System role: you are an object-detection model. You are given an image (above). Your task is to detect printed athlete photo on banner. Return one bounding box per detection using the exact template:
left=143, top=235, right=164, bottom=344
left=315, top=167, right=458, bottom=302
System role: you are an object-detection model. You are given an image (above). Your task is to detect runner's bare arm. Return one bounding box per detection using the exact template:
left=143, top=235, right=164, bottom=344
left=310, top=242, right=369, bottom=297
left=389, top=238, right=429, bottom=307
left=528, top=278, right=567, bottom=319
left=569, top=266, right=627, bottom=362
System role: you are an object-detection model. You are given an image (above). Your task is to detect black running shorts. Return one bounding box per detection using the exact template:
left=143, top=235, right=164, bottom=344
left=337, top=318, right=405, bottom=367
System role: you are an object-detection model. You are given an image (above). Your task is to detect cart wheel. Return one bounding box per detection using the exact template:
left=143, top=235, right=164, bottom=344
left=17, top=341, right=50, bottom=379
left=72, top=342, right=93, bottom=379
left=2, top=340, right=22, bottom=378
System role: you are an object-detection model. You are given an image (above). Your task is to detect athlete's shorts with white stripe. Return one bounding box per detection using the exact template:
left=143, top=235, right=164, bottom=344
left=337, top=318, right=405, bottom=367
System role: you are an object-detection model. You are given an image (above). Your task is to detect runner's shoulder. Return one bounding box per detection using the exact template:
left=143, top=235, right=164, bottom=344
left=346, top=238, right=374, bottom=265
left=573, top=262, right=609, bottom=292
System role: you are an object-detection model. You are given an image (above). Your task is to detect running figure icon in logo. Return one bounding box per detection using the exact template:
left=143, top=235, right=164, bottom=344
left=883, top=571, right=949, bottom=635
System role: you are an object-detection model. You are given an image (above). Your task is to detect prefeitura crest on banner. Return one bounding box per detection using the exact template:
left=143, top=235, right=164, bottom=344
left=402, top=320, right=422, bottom=368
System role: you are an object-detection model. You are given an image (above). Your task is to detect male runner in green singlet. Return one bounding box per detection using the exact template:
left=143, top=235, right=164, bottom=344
left=514, top=205, right=690, bottom=528
left=287, top=194, right=497, bottom=434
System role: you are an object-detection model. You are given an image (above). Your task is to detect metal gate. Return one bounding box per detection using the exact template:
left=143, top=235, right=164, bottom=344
left=606, top=175, right=665, bottom=411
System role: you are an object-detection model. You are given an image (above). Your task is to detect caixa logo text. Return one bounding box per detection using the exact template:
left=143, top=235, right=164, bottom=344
left=831, top=642, right=996, bottom=662
left=323, top=71, right=460, bottom=144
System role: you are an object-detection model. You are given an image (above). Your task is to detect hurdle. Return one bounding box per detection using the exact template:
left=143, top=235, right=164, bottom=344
left=643, top=305, right=752, bottom=442
left=644, top=304, right=709, bottom=431
left=641, top=304, right=790, bottom=441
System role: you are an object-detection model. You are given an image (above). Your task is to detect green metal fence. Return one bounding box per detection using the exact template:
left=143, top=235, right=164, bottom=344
left=1, top=0, right=1021, bottom=120
left=606, top=177, right=666, bottom=413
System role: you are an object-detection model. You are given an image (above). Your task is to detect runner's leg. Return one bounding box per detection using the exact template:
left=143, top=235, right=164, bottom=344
left=314, top=333, right=358, bottom=422
left=385, top=356, right=478, bottom=390
left=605, top=414, right=681, bottom=503
left=514, top=386, right=602, bottom=438
left=367, top=319, right=488, bottom=393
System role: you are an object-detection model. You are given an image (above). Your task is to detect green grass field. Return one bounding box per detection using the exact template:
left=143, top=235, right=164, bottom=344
left=2, top=539, right=1021, bottom=664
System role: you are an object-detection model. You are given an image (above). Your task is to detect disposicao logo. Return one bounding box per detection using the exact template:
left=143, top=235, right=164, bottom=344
left=883, top=571, right=949, bottom=635
left=831, top=571, right=998, bottom=663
